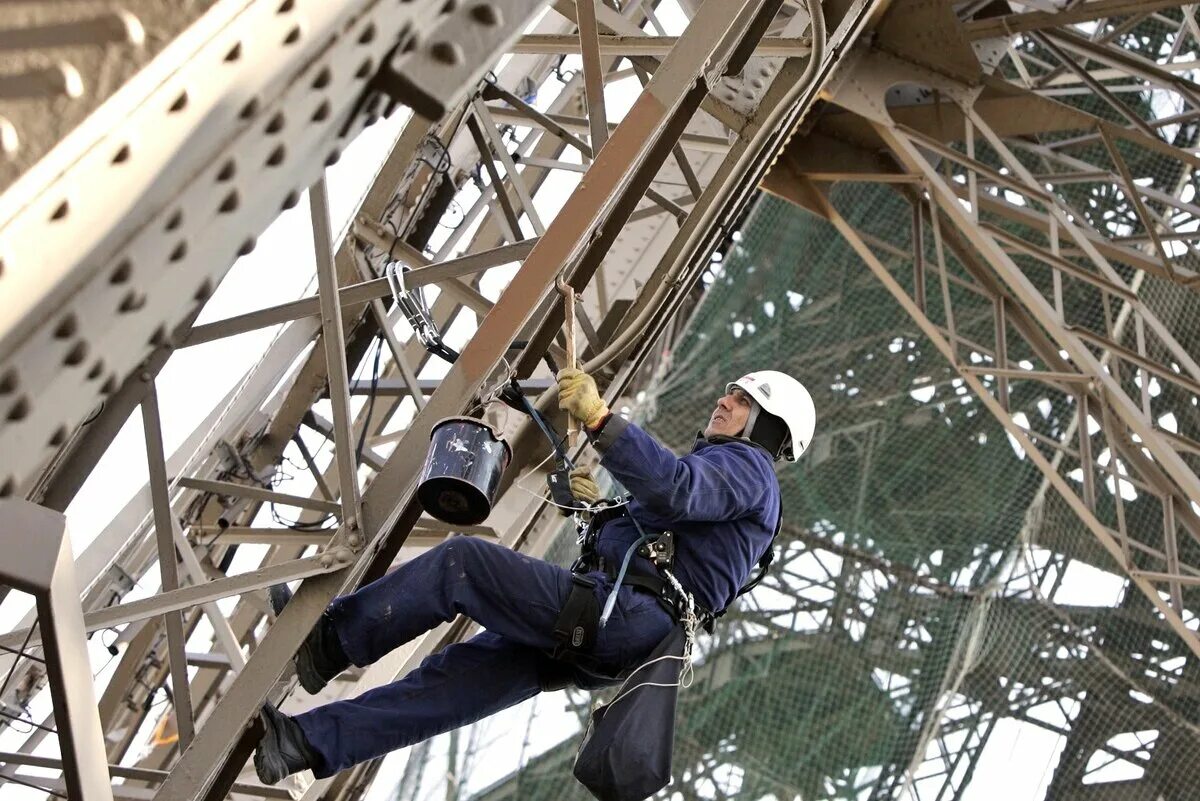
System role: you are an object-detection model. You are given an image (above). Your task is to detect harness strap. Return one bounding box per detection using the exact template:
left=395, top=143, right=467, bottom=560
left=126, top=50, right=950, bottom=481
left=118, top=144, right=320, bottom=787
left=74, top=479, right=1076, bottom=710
left=618, top=572, right=716, bottom=632
left=551, top=574, right=600, bottom=656
left=712, top=501, right=784, bottom=621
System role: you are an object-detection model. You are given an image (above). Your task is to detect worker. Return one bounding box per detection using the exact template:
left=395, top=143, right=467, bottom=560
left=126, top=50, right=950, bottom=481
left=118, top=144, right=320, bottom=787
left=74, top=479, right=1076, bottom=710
left=253, top=368, right=815, bottom=785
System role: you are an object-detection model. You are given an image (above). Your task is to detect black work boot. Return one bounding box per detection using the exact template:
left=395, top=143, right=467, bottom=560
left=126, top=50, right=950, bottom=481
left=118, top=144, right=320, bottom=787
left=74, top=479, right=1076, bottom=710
left=253, top=703, right=319, bottom=784
left=269, top=584, right=350, bottom=694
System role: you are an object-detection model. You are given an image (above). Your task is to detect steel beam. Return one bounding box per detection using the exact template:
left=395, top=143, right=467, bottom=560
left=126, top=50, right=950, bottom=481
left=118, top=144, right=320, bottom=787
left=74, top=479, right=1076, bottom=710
left=310, top=177, right=363, bottom=530
left=184, top=240, right=536, bottom=347
left=0, top=0, right=466, bottom=497
left=0, top=551, right=352, bottom=650
left=140, top=383, right=196, bottom=746
left=175, top=477, right=341, bottom=515
left=576, top=0, right=611, bottom=154
left=0, top=751, right=291, bottom=800
left=966, top=0, right=1193, bottom=39
left=513, top=33, right=812, bottom=55
left=0, top=501, right=113, bottom=801
left=150, top=2, right=765, bottom=796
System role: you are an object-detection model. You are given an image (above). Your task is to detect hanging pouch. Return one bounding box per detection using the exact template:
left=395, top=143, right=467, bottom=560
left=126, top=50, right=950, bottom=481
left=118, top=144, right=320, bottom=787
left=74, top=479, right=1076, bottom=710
left=573, top=624, right=686, bottom=801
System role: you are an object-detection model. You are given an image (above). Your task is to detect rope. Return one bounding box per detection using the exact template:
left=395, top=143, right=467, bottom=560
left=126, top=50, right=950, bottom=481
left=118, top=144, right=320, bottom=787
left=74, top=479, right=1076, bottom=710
left=603, top=583, right=698, bottom=710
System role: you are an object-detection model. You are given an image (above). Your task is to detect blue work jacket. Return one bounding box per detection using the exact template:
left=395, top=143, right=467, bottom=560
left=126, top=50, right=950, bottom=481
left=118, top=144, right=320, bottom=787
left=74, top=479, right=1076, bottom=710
left=588, top=415, right=781, bottom=615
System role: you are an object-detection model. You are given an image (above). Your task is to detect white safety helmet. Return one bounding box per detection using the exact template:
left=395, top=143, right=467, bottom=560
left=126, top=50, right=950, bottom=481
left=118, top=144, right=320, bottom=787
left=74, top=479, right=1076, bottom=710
left=726, top=370, right=816, bottom=462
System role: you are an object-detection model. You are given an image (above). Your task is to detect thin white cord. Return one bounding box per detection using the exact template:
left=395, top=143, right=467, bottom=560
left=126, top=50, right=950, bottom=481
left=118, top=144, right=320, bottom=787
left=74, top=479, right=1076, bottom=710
left=512, top=452, right=634, bottom=513
left=602, top=570, right=698, bottom=709
left=603, top=622, right=696, bottom=709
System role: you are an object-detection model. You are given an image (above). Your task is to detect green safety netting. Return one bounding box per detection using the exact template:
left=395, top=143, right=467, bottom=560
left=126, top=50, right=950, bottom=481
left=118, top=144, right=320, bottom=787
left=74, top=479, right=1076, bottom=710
left=388, top=13, right=1200, bottom=801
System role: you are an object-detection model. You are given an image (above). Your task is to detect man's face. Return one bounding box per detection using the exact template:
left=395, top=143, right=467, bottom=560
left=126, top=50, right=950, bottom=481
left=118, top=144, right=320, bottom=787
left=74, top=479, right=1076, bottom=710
left=704, top=387, right=753, bottom=439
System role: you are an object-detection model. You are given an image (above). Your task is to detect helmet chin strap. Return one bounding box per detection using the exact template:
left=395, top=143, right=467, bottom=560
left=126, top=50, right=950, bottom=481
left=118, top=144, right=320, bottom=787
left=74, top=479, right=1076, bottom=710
left=741, top=399, right=762, bottom=440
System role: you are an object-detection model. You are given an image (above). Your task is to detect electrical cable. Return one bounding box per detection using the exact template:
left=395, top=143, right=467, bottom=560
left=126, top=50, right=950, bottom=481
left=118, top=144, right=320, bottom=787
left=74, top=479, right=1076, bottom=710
left=355, top=335, right=384, bottom=466
left=4, top=772, right=67, bottom=799
left=0, top=617, right=37, bottom=703
left=264, top=332, right=381, bottom=532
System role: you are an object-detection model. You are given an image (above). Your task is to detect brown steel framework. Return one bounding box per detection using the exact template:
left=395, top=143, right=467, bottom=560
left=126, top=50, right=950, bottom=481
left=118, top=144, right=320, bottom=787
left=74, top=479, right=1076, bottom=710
left=2, top=0, right=1198, bottom=799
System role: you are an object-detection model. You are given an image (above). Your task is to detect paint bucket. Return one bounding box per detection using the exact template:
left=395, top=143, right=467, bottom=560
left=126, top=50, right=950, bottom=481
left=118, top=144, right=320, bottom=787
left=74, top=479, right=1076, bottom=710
left=417, top=417, right=512, bottom=526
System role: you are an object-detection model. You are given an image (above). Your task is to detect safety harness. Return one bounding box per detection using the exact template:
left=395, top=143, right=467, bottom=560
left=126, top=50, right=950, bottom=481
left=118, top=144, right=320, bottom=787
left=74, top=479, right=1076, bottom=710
left=551, top=494, right=784, bottom=665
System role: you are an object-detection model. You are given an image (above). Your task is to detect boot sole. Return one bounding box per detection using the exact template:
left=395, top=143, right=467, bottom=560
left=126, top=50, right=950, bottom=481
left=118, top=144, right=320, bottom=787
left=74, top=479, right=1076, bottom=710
left=253, top=711, right=289, bottom=785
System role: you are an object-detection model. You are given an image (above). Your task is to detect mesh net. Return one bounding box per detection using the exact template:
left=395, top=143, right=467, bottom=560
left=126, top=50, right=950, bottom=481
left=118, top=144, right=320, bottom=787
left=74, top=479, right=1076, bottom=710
left=381, top=11, right=1200, bottom=801
left=376, top=184, right=1200, bottom=801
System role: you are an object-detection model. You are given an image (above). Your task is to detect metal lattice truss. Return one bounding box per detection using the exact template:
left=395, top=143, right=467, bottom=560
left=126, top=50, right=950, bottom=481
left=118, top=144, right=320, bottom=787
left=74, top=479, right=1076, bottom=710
left=0, top=0, right=891, bottom=798
left=754, top=0, right=1200, bottom=797
left=772, top=2, right=1200, bottom=653
left=468, top=2, right=1200, bottom=800
left=472, top=524, right=1200, bottom=801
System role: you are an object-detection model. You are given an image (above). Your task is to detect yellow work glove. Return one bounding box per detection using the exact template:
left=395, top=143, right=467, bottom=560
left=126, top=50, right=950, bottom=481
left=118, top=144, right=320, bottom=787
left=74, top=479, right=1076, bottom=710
left=569, top=467, right=602, bottom=504
left=556, top=368, right=609, bottom=430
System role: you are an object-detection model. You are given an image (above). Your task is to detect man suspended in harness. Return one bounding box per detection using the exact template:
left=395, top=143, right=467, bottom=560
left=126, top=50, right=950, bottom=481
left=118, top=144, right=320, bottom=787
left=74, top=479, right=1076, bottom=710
left=252, top=368, right=816, bottom=789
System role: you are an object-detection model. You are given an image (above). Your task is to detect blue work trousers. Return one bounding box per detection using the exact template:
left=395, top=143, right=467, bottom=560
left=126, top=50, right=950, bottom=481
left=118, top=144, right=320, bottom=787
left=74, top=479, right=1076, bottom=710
left=294, top=536, right=675, bottom=778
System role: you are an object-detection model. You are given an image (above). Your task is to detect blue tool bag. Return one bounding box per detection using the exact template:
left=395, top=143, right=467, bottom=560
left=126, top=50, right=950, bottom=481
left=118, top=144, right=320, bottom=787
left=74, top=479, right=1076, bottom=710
left=573, top=624, right=688, bottom=801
